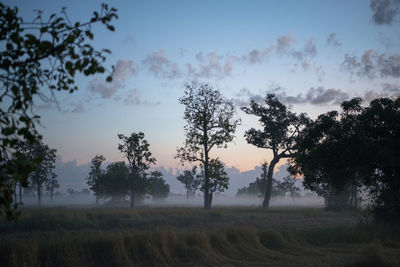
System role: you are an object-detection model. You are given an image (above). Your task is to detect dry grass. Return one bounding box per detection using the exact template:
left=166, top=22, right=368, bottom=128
left=1, top=207, right=399, bottom=266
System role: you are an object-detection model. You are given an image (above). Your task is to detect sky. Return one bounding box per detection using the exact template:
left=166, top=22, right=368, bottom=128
left=5, top=0, right=400, bottom=192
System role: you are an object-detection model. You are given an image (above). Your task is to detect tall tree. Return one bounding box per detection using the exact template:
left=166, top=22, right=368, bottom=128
left=242, top=94, right=308, bottom=209
left=148, top=171, right=170, bottom=201
left=86, top=154, right=106, bottom=205
left=176, top=168, right=201, bottom=200
left=118, top=132, right=156, bottom=208
left=0, top=3, right=117, bottom=219
left=176, top=82, right=240, bottom=209
left=198, top=158, right=229, bottom=206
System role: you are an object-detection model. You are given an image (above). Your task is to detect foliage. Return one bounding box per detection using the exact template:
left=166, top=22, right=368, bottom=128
left=291, top=97, right=400, bottom=221
left=16, top=139, right=57, bottom=205
left=118, top=132, right=156, bottom=207
left=176, top=168, right=201, bottom=199
left=86, top=154, right=106, bottom=204
left=148, top=171, right=170, bottom=200
left=176, top=81, right=240, bottom=209
left=99, top=161, right=130, bottom=203
left=242, top=94, right=308, bottom=208
left=0, top=2, right=117, bottom=219
left=198, top=158, right=229, bottom=205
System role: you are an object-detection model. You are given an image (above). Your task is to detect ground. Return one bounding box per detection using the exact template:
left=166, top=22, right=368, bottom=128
left=1, top=206, right=399, bottom=266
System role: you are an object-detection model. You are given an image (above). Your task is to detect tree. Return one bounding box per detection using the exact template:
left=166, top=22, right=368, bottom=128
left=45, top=172, right=59, bottom=201
left=176, top=168, right=201, bottom=200
left=360, top=97, right=400, bottom=221
left=148, top=171, right=170, bottom=201
left=17, top=139, right=57, bottom=205
left=280, top=176, right=301, bottom=202
left=100, top=161, right=130, bottom=204
left=0, top=3, right=117, bottom=219
left=118, top=132, right=156, bottom=208
left=86, top=154, right=106, bottom=205
left=198, top=158, right=229, bottom=206
left=176, top=82, right=240, bottom=209
left=289, top=98, right=365, bottom=210
left=242, top=94, right=308, bottom=209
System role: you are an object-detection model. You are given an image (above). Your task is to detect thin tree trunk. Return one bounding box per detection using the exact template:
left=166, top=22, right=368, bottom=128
left=38, top=187, right=42, bottom=206
left=262, top=158, right=278, bottom=209
left=96, top=196, right=99, bottom=206
left=186, top=189, right=189, bottom=200
left=204, top=141, right=211, bottom=209
left=19, top=184, right=22, bottom=203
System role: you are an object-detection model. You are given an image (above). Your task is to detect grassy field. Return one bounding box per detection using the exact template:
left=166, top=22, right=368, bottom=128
left=1, top=207, right=399, bottom=266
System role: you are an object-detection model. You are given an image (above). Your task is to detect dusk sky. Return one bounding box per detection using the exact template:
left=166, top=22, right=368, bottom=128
left=9, top=0, right=400, bottom=174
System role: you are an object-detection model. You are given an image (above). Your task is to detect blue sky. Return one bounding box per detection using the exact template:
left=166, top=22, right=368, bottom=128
left=8, top=0, right=400, bottom=174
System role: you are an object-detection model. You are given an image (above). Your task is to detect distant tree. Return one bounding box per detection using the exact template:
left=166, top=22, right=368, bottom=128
left=45, top=172, right=59, bottom=201
left=86, top=154, right=106, bottom=205
left=176, top=168, right=201, bottom=200
left=118, top=132, right=156, bottom=208
left=176, top=82, right=240, bottom=209
left=67, top=188, right=75, bottom=196
left=17, top=139, right=57, bottom=205
left=100, top=161, right=130, bottom=204
left=81, top=188, right=91, bottom=195
left=280, top=176, right=301, bottom=202
left=242, top=94, right=308, bottom=209
left=198, top=158, right=229, bottom=205
left=148, top=171, right=170, bottom=201
left=0, top=3, right=117, bottom=219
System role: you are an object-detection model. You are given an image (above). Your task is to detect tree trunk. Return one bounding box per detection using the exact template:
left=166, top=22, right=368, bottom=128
left=204, top=143, right=211, bottom=209
left=186, top=189, right=189, bottom=200
left=96, top=196, right=99, bottom=206
left=19, top=184, right=22, bottom=203
left=262, top=158, right=278, bottom=209
left=37, top=187, right=42, bottom=206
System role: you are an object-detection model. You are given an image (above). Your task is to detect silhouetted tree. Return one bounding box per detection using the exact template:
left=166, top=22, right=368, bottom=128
left=148, top=171, right=170, bottom=201
left=198, top=158, right=229, bottom=206
left=118, top=132, right=156, bottom=208
left=290, top=98, right=365, bottom=210
left=0, top=3, right=117, bottom=219
left=100, top=161, right=130, bottom=204
left=176, top=82, right=240, bottom=209
left=17, top=139, right=57, bottom=205
left=87, top=154, right=106, bottom=205
left=176, top=168, right=201, bottom=200
left=242, top=94, right=308, bottom=209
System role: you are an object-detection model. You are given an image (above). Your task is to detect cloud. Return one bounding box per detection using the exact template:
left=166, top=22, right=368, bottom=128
left=187, top=51, right=235, bottom=79
left=327, top=33, right=342, bottom=47
left=363, top=83, right=400, bottom=101
left=370, top=0, right=400, bottom=25
left=88, top=77, right=118, bottom=99
left=121, top=89, right=159, bottom=106
left=234, top=86, right=350, bottom=106
left=276, top=33, right=295, bottom=54
left=342, top=50, right=400, bottom=79
left=142, top=50, right=182, bottom=79
left=88, top=59, right=136, bottom=99
left=71, top=103, right=85, bottom=113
